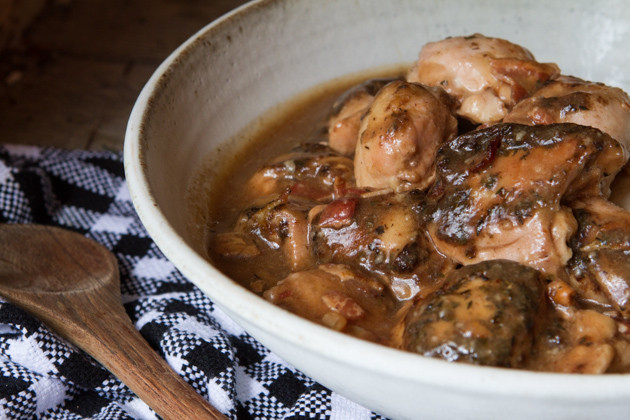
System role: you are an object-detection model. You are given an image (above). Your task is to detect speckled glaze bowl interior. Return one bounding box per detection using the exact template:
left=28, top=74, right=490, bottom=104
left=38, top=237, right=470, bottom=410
left=124, top=1, right=630, bottom=418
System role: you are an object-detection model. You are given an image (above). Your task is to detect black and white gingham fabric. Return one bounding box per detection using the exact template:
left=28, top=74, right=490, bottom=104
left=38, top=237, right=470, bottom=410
left=0, top=144, right=389, bottom=420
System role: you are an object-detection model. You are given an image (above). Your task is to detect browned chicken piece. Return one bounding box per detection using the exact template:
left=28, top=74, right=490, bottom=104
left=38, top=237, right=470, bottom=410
left=568, top=196, right=630, bottom=318
left=223, top=197, right=314, bottom=272
left=354, top=80, right=458, bottom=192
left=245, top=142, right=355, bottom=202
left=426, top=123, right=627, bottom=277
left=403, top=260, right=547, bottom=367
left=210, top=144, right=356, bottom=290
left=328, top=78, right=394, bottom=156
left=407, top=34, right=559, bottom=124
left=532, top=308, right=619, bottom=373
left=264, top=264, right=404, bottom=345
left=504, top=75, right=630, bottom=152
left=311, top=190, right=455, bottom=301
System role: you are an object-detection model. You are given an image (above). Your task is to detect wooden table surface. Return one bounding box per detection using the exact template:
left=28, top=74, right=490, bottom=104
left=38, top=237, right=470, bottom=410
left=0, top=0, right=247, bottom=151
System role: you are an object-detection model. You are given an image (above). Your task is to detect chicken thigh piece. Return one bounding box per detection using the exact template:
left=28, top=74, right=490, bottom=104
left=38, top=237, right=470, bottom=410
left=504, top=75, right=630, bottom=152
left=311, top=190, right=455, bottom=301
left=403, top=259, right=547, bottom=367
left=407, top=34, right=559, bottom=124
left=245, top=142, right=355, bottom=203
left=328, top=78, right=394, bottom=156
left=212, top=196, right=314, bottom=273
left=568, top=197, right=630, bottom=318
left=426, top=123, right=627, bottom=276
left=264, top=264, right=403, bottom=345
left=354, top=80, right=457, bottom=192
left=528, top=306, right=619, bottom=373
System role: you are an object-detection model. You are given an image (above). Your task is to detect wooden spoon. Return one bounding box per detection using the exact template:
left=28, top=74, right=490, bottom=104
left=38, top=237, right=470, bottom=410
left=0, top=224, right=226, bottom=420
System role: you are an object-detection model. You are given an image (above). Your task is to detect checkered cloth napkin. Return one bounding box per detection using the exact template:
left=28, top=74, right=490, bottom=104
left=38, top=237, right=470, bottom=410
left=0, top=144, right=388, bottom=420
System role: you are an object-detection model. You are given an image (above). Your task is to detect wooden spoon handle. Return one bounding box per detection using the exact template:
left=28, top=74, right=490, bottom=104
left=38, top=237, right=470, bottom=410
left=81, top=303, right=226, bottom=420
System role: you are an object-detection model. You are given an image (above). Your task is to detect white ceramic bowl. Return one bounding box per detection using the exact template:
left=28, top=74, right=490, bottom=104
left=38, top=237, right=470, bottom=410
left=124, top=1, right=630, bottom=418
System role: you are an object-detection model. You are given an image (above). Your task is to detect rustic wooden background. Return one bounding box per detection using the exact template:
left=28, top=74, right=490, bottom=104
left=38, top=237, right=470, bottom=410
left=0, top=0, right=247, bottom=150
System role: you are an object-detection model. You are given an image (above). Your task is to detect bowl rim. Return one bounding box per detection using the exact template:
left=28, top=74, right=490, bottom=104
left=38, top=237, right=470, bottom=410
left=124, top=0, right=630, bottom=407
